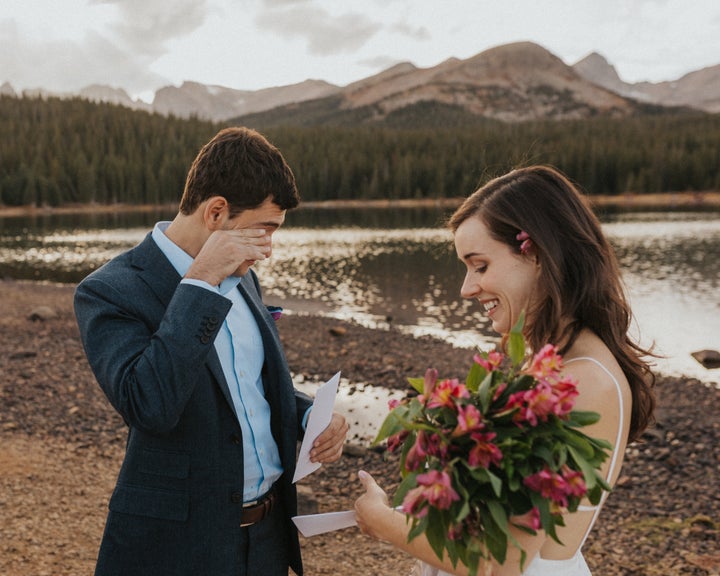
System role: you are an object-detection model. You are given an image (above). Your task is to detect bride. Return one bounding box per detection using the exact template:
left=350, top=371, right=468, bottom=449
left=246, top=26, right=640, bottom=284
left=353, top=165, right=656, bottom=576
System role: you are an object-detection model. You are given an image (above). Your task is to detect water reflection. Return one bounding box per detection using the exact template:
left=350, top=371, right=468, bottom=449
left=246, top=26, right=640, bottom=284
left=1, top=208, right=719, bottom=384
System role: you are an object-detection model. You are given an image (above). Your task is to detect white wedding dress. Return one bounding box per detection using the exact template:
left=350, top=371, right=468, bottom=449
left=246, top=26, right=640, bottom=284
left=414, top=357, right=625, bottom=576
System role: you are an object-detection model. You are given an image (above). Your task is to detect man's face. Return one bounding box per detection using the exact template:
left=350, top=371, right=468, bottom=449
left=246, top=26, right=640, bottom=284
left=225, top=197, right=286, bottom=276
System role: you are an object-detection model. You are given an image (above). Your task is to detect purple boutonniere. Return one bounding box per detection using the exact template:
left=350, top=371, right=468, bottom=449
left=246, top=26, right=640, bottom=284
left=266, top=305, right=283, bottom=321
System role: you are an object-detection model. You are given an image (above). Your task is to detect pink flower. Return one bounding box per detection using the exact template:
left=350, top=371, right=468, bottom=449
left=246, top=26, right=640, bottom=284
left=516, top=230, right=533, bottom=255
left=426, top=432, right=450, bottom=462
left=527, top=344, right=563, bottom=381
left=400, top=470, right=460, bottom=518
left=405, top=431, right=430, bottom=471
left=561, top=466, right=587, bottom=498
left=423, top=368, right=439, bottom=395
left=552, top=377, right=579, bottom=416
left=388, top=398, right=401, bottom=410
left=400, top=485, right=430, bottom=518
left=514, top=507, right=541, bottom=531
left=418, top=470, right=461, bottom=510
left=467, top=431, right=503, bottom=468
left=427, top=378, right=470, bottom=410
left=492, top=381, right=508, bottom=402
left=505, top=375, right=579, bottom=426
left=473, top=350, right=504, bottom=372
left=506, top=381, right=557, bottom=426
left=266, top=305, right=283, bottom=320
left=386, top=430, right=408, bottom=453
left=452, top=404, right=485, bottom=437
left=524, top=468, right=571, bottom=507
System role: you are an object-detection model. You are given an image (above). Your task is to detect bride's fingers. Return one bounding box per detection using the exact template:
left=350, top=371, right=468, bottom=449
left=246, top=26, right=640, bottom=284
left=358, top=470, right=377, bottom=489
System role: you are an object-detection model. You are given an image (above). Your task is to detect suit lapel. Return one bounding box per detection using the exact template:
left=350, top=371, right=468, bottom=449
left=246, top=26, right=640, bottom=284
left=237, top=273, right=279, bottom=353
left=129, top=233, right=236, bottom=415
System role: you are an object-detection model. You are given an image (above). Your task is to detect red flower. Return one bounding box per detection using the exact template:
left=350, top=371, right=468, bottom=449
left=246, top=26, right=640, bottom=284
left=400, top=470, right=461, bottom=517
left=514, top=507, right=541, bottom=531
left=452, top=404, right=485, bottom=437
left=467, top=431, right=503, bottom=468
left=473, top=350, right=504, bottom=372
left=427, top=378, right=470, bottom=409
left=523, top=468, right=571, bottom=507
left=505, top=375, right=579, bottom=427
left=405, top=430, right=430, bottom=471
left=561, top=466, right=587, bottom=498
left=386, top=430, right=408, bottom=453
left=551, top=377, right=579, bottom=417
left=506, top=382, right=556, bottom=426
left=526, top=344, right=563, bottom=381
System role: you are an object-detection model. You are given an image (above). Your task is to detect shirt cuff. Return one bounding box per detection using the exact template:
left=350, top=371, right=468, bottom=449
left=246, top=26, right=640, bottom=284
left=301, top=406, right=312, bottom=431
left=181, top=278, right=220, bottom=293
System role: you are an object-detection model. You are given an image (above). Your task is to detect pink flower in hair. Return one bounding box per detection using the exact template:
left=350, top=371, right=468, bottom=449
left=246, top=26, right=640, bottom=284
left=516, top=230, right=533, bottom=255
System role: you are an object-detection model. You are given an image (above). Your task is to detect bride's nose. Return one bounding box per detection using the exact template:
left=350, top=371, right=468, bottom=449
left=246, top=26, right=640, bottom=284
left=460, top=272, right=479, bottom=299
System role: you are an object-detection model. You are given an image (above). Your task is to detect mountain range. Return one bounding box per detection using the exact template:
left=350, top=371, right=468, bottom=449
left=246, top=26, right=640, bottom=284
left=2, top=42, right=717, bottom=125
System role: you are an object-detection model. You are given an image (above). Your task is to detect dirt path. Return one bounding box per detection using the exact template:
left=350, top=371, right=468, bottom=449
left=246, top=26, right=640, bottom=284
left=1, top=279, right=718, bottom=575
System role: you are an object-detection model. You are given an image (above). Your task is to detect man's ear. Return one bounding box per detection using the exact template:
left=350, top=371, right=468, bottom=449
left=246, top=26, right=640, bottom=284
left=203, top=196, right=230, bottom=230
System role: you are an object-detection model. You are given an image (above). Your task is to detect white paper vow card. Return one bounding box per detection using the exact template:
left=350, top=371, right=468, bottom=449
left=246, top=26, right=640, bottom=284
left=292, top=510, right=357, bottom=537
left=292, top=371, right=341, bottom=483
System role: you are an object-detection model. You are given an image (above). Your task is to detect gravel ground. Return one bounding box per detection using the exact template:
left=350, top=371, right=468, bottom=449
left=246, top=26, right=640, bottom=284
left=0, top=279, right=718, bottom=576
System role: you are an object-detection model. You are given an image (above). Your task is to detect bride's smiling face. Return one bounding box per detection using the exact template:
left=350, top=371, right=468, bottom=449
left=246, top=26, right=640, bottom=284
left=454, top=216, right=540, bottom=335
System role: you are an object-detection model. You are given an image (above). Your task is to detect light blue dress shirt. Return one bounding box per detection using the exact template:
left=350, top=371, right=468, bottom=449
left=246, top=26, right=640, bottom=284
left=152, top=222, right=282, bottom=501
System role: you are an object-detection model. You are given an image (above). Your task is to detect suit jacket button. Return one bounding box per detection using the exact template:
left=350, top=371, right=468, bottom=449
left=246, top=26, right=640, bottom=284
left=229, top=434, right=241, bottom=445
left=231, top=492, right=243, bottom=503
left=199, top=334, right=210, bottom=344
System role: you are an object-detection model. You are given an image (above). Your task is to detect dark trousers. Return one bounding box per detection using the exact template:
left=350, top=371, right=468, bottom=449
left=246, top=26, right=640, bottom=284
left=239, top=496, right=291, bottom=575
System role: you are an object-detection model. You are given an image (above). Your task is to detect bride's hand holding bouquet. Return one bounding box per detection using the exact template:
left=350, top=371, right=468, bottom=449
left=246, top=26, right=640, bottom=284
left=359, top=318, right=611, bottom=576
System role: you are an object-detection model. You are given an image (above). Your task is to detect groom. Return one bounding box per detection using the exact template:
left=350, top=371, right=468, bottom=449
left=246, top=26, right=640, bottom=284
left=74, top=126, right=348, bottom=576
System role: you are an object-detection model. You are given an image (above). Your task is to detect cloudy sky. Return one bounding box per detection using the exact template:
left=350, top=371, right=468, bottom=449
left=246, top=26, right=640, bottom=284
left=3, top=0, right=720, bottom=102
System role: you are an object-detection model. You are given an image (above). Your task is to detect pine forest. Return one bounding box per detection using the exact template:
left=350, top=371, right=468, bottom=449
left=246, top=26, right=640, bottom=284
left=1, top=94, right=719, bottom=208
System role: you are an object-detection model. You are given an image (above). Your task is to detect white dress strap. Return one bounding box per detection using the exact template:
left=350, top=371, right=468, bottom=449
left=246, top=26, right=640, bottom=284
left=563, top=356, right=625, bottom=550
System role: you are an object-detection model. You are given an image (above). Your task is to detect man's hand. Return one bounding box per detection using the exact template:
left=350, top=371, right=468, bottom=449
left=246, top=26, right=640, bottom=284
left=309, top=412, right=349, bottom=463
left=186, top=228, right=271, bottom=285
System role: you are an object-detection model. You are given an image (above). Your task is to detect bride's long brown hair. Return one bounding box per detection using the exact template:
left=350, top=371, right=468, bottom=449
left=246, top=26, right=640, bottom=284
left=449, top=165, right=655, bottom=442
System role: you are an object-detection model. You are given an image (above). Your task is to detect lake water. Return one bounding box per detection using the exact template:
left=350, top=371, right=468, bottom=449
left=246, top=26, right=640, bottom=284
left=2, top=207, right=719, bottom=398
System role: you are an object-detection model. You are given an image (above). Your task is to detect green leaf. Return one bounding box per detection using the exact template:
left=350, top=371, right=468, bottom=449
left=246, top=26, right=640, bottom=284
left=407, top=377, right=425, bottom=395
left=392, top=471, right=419, bottom=507
left=476, top=371, right=495, bottom=413
left=424, top=507, right=448, bottom=561
left=567, top=444, right=600, bottom=490
left=371, top=408, right=406, bottom=445
left=507, top=313, right=526, bottom=365
left=486, top=500, right=510, bottom=534
left=565, top=432, right=596, bottom=461
left=483, top=507, right=508, bottom=564
left=486, top=469, right=504, bottom=498
left=568, top=410, right=602, bottom=427
left=466, top=361, right=485, bottom=393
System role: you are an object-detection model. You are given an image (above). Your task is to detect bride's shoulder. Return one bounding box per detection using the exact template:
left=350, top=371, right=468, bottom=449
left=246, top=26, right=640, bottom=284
left=562, top=331, right=628, bottom=398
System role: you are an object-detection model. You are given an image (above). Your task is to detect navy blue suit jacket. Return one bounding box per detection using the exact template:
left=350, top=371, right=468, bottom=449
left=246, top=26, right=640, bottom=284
left=74, top=233, right=312, bottom=576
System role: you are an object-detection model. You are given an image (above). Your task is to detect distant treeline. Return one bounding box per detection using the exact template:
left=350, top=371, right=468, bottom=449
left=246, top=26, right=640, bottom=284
left=1, top=94, right=719, bottom=207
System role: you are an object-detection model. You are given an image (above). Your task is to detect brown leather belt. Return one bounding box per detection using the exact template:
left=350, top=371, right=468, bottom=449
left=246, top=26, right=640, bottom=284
left=241, top=486, right=277, bottom=527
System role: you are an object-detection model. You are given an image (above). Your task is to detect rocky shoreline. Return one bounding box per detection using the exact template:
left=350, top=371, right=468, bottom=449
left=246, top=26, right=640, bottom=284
left=1, top=279, right=718, bottom=575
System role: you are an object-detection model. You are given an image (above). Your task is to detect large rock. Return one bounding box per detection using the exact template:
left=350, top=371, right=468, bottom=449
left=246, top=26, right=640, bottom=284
left=691, top=349, right=720, bottom=368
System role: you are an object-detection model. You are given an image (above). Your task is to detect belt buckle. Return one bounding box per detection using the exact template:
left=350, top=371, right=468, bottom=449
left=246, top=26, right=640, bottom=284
left=240, top=487, right=275, bottom=527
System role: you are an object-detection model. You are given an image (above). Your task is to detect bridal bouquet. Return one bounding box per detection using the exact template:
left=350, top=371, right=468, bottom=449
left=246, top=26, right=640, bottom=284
left=373, top=319, right=612, bottom=575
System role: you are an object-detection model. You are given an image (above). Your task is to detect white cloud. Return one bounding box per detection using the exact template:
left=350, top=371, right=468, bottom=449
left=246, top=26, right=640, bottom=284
left=255, top=3, right=381, bottom=55
left=1, top=0, right=719, bottom=97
